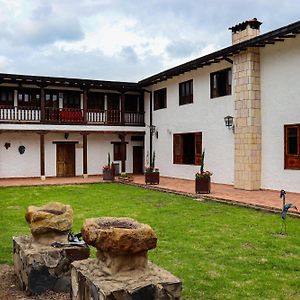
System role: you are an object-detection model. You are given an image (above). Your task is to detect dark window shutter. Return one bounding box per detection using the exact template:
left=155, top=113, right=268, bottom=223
left=194, top=132, right=202, bottom=165
left=173, top=134, right=183, bottom=164
left=285, top=125, right=300, bottom=169
left=211, top=73, right=218, bottom=98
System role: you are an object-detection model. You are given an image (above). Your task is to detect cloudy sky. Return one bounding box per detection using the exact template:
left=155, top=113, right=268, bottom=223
left=0, top=0, right=299, bottom=82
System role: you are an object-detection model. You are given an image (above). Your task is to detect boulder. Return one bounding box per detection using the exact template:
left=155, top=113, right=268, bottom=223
left=81, top=217, right=157, bottom=254
left=25, top=202, right=73, bottom=236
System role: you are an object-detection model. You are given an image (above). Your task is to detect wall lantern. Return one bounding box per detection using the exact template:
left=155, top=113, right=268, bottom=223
left=149, top=125, right=157, bottom=136
left=224, top=115, right=235, bottom=133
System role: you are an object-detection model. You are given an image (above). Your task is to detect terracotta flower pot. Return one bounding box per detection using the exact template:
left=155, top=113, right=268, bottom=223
left=195, top=177, right=211, bottom=194
left=145, top=172, right=160, bottom=185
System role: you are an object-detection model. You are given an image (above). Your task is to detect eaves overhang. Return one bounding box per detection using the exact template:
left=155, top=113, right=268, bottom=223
left=138, top=19, right=300, bottom=86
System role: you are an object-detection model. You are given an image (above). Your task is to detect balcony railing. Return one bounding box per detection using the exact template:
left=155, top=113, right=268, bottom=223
left=0, top=106, right=40, bottom=122
left=0, top=106, right=144, bottom=126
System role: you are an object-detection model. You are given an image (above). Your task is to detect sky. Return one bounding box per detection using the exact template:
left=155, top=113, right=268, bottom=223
left=0, top=0, right=299, bottom=82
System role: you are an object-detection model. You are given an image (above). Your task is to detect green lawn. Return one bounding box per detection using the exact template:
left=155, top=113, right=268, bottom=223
left=0, top=183, right=300, bottom=299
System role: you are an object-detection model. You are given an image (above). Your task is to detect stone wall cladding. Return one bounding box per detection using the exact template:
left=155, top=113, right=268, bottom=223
left=232, top=27, right=260, bottom=44
left=233, top=47, right=262, bottom=190
left=71, top=258, right=182, bottom=300
left=13, top=235, right=90, bottom=295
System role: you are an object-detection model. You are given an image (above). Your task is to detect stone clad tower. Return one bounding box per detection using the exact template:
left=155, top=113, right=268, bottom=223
left=230, top=19, right=262, bottom=190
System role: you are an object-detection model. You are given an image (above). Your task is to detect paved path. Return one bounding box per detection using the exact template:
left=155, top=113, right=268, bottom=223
left=1, top=175, right=299, bottom=215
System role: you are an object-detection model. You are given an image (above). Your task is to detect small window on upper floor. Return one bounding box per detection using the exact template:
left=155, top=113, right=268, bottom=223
left=210, top=68, right=232, bottom=98
left=154, top=88, right=167, bottom=110
left=179, top=80, right=193, bottom=105
left=0, top=88, right=14, bottom=106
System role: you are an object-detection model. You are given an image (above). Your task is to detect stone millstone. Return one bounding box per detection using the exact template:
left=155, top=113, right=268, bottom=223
left=81, top=217, right=157, bottom=254
left=25, top=202, right=73, bottom=235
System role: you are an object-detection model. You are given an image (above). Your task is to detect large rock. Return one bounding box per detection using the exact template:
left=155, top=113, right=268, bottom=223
left=81, top=217, right=157, bottom=254
left=25, top=202, right=73, bottom=236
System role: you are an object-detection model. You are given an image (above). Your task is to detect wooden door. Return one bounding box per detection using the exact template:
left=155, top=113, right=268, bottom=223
left=133, top=146, right=144, bottom=174
left=56, top=143, right=75, bottom=177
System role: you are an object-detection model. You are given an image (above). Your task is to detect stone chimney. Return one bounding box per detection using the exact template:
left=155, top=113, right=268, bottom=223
left=229, top=18, right=262, bottom=44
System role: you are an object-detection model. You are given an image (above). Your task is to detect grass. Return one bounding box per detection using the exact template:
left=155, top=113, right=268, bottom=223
left=0, top=183, right=300, bottom=299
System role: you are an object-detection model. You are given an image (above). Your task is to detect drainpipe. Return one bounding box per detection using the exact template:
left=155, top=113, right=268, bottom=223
left=143, top=89, right=153, bottom=166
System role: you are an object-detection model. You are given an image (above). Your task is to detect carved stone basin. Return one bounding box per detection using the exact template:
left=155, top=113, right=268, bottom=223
left=25, top=202, right=73, bottom=235
left=71, top=217, right=181, bottom=299
left=81, top=217, right=157, bottom=275
left=81, top=217, right=157, bottom=254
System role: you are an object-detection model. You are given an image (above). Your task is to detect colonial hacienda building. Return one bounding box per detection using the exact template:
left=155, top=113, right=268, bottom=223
left=1, top=19, right=300, bottom=192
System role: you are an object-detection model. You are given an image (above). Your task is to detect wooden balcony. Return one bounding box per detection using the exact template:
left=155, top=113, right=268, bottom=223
left=0, top=106, right=145, bottom=126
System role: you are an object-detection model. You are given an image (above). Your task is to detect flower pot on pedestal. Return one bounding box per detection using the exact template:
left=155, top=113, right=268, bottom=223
left=103, top=168, right=114, bottom=181
left=145, top=172, right=160, bottom=185
left=195, top=177, right=211, bottom=194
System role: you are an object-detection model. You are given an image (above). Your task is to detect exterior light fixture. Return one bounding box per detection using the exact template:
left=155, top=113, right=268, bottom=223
left=224, top=115, right=235, bottom=133
left=149, top=125, right=157, bottom=136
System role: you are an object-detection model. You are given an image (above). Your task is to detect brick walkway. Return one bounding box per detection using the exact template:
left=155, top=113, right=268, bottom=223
left=1, top=175, right=299, bottom=216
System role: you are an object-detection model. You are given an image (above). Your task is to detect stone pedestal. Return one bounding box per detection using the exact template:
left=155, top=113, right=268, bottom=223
left=13, top=235, right=90, bottom=295
left=71, top=259, right=182, bottom=300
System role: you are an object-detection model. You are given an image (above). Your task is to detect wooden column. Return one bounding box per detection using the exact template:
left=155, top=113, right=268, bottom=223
left=82, top=133, right=88, bottom=178
left=83, top=89, right=88, bottom=124
left=119, top=133, right=126, bottom=172
left=40, top=133, right=46, bottom=180
left=40, top=86, right=45, bottom=123
left=121, top=93, right=125, bottom=125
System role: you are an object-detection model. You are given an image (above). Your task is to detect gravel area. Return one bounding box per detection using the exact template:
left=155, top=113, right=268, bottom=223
left=0, top=264, right=70, bottom=300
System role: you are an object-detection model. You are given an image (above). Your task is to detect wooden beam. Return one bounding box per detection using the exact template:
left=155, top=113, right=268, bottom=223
left=83, top=89, right=88, bottom=124
left=119, top=133, right=126, bottom=173
left=40, top=86, right=45, bottom=123
left=120, top=93, right=125, bottom=125
left=40, top=133, right=45, bottom=179
left=82, top=133, right=88, bottom=177
left=223, top=57, right=233, bottom=64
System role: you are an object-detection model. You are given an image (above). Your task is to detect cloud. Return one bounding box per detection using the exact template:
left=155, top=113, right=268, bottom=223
left=0, top=0, right=300, bottom=81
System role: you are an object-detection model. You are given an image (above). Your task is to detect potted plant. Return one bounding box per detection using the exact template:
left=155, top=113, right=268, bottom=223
left=145, top=152, right=160, bottom=185
left=195, top=150, right=212, bottom=194
left=102, top=153, right=114, bottom=181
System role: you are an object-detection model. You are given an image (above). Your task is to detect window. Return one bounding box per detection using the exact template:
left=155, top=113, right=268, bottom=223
left=88, top=92, right=105, bottom=110
left=63, top=92, right=81, bottom=108
left=0, top=88, right=14, bottom=106
left=173, top=132, right=202, bottom=165
left=125, top=94, right=140, bottom=112
left=113, top=142, right=127, bottom=161
left=18, top=89, right=40, bottom=107
left=154, top=88, right=167, bottom=110
left=179, top=80, right=193, bottom=105
left=45, top=91, right=59, bottom=108
left=285, top=124, right=300, bottom=169
left=210, top=68, right=232, bottom=98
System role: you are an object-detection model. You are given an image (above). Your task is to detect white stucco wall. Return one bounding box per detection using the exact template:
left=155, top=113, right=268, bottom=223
left=0, top=132, right=143, bottom=178
left=0, top=132, right=40, bottom=178
left=261, top=35, right=300, bottom=192
left=145, top=61, right=235, bottom=184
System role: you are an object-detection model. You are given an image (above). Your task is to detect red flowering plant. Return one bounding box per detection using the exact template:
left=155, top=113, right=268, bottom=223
left=195, top=150, right=212, bottom=179
left=145, top=152, right=159, bottom=173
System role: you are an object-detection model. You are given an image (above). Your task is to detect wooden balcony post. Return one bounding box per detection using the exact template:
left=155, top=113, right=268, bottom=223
left=39, top=132, right=46, bottom=180
left=121, top=93, right=125, bottom=125
left=83, top=89, right=88, bottom=124
left=40, top=86, right=45, bottom=122
left=82, top=133, right=88, bottom=178
left=119, top=133, right=126, bottom=172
